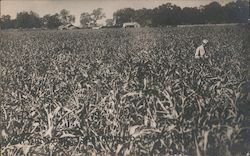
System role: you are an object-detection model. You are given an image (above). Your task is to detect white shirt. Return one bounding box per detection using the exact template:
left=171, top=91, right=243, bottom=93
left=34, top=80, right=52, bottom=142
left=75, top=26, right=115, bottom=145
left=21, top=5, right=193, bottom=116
left=195, top=45, right=206, bottom=59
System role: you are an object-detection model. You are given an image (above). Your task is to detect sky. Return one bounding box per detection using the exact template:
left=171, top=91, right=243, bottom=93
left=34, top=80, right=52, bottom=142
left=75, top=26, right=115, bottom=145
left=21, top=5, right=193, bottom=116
left=1, top=0, right=236, bottom=26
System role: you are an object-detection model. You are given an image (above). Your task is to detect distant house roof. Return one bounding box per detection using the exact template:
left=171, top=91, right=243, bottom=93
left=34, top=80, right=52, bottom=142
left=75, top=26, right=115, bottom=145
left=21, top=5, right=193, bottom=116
left=123, top=22, right=140, bottom=28
left=65, top=24, right=73, bottom=27
left=58, top=25, right=66, bottom=30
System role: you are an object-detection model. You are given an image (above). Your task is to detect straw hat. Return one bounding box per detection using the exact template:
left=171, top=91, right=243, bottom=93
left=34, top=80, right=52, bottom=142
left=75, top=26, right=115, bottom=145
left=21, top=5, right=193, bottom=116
left=202, top=39, right=209, bottom=44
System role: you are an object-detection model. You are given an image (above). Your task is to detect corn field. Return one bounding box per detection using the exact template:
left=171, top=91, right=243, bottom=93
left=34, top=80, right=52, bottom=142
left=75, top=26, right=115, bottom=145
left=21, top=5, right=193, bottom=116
left=0, top=25, right=249, bottom=156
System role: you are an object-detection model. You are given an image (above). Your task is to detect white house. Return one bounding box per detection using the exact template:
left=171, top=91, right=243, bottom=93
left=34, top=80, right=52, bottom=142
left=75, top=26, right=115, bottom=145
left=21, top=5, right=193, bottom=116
left=92, top=26, right=101, bottom=30
left=122, top=22, right=140, bottom=28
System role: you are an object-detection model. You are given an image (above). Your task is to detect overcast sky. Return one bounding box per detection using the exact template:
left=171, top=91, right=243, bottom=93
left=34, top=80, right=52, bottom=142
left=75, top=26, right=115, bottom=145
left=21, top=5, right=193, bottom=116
left=1, top=0, right=235, bottom=26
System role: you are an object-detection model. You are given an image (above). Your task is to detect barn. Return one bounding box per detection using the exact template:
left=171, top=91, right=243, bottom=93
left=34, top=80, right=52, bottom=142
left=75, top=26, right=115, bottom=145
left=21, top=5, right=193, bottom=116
left=122, top=22, right=140, bottom=28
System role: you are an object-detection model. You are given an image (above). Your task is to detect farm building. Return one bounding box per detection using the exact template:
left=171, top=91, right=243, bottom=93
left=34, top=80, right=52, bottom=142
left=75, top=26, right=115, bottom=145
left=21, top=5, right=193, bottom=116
left=123, top=22, right=140, bottom=28
left=58, top=24, right=79, bottom=30
left=92, top=26, right=102, bottom=30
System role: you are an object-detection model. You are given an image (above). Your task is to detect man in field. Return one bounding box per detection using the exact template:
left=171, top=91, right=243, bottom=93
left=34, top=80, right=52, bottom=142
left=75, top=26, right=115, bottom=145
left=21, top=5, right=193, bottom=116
left=195, top=39, right=209, bottom=59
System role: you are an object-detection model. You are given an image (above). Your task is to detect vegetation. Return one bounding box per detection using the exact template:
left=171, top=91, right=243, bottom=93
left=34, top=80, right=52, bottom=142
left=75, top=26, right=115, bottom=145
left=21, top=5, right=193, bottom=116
left=42, top=13, right=62, bottom=29
left=15, top=11, right=43, bottom=29
left=0, top=9, right=75, bottom=29
left=80, top=8, right=106, bottom=28
left=114, top=0, right=249, bottom=26
left=0, top=0, right=249, bottom=29
left=0, top=25, right=249, bottom=155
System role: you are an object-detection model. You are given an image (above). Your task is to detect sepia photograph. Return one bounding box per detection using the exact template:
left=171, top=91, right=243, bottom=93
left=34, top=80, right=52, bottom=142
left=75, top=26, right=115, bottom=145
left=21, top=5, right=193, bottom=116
left=0, top=0, right=249, bottom=155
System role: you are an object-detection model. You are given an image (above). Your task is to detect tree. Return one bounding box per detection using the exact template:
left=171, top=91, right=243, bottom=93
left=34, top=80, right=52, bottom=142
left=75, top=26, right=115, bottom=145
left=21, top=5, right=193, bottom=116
left=80, top=8, right=105, bottom=27
left=182, top=7, right=203, bottom=24
left=203, top=2, right=224, bottom=23
left=224, top=2, right=242, bottom=23
left=1, top=15, right=10, bottom=29
left=59, top=9, right=75, bottom=24
left=16, top=11, right=42, bottom=28
left=1, top=15, right=11, bottom=22
left=80, top=12, right=92, bottom=28
left=105, top=19, right=114, bottom=27
left=91, top=8, right=106, bottom=25
left=134, top=8, right=152, bottom=26
left=113, top=8, right=136, bottom=26
left=0, top=15, right=16, bottom=29
left=235, top=0, right=249, bottom=23
left=152, top=3, right=182, bottom=26
left=43, top=13, right=62, bottom=29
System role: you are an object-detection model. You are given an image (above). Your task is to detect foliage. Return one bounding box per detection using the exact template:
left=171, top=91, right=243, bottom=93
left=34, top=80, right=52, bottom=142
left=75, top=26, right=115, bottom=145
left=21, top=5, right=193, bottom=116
left=43, top=13, right=62, bottom=29
left=15, top=11, right=42, bottom=28
left=59, top=9, right=75, bottom=25
left=80, top=12, right=92, bottom=28
left=80, top=8, right=106, bottom=27
left=0, top=15, right=17, bottom=29
left=152, top=3, right=182, bottom=26
left=0, top=25, right=249, bottom=156
left=113, top=8, right=136, bottom=26
left=113, top=0, right=249, bottom=26
left=92, top=8, right=106, bottom=23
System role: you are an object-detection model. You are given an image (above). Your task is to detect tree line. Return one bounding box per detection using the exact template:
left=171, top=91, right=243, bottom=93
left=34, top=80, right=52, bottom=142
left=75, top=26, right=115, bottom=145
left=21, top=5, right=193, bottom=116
left=0, top=9, right=76, bottom=29
left=113, top=0, right=249, bottom=27
left=0, top=0, right=249, bottom=29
